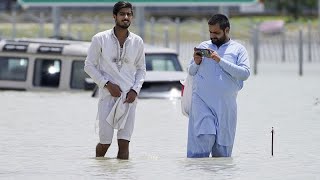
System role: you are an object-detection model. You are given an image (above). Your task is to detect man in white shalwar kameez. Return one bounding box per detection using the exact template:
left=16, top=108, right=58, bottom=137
left=84, top=1, right=146, bottom=159
left=187, top=14, right=250, bottom=158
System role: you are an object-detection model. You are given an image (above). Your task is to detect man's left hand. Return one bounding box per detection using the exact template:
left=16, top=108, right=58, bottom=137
left=209, top=50, right=221, bottom=63
left=124, top=89, right=137, bottom=103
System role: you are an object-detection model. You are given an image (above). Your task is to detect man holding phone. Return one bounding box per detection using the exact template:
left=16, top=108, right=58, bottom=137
left=187, top=14, right=250, bottom=158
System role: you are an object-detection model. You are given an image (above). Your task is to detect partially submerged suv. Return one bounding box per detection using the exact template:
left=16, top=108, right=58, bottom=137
left=0, top=38, right=185, bottom=98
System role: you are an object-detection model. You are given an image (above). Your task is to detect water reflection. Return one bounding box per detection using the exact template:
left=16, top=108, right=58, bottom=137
left=181, top=158, right=237, bottom=178
left=92, top=158, right=136, bottom=179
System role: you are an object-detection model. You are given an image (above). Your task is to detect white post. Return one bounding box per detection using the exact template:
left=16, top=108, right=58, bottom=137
left=308, top=20, right=312, bottom=62
left=11, top=8, right=16, bottom=39
left=253, top=24, right=259, bottom=75
left=150, top=17, right=155, bottom=45
left=281, top=28, right=286, bottom=62
left=67, top=15, right=72, bottom=37
left=39, top=12, right=44, bottom=38
left=175, top=17, right=180, bottom=53
left=298, top=28, right=303, bottom=76
left=163, top=26, right=169, bottom=48
left=135, top=6, right=145, bottom=40
left=52, top=6, right=61, bottom=37
left=202, top=18, right=207, bottom=41
left=94, top=16, right=99, bottom=34
left=219, top=6, right=229, bottom=17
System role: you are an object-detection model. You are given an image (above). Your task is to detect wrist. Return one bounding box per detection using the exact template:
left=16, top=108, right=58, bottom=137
left=104, top=81, right=109, bottom=88
left=130, top=89, right=137, bottom=95
left=195, top=59, right=202, bottom=65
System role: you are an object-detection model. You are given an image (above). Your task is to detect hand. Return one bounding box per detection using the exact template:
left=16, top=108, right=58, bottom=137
left=124, top=89, right=137, bottom=103
left=193, top=51, right=202, bottom=65
left=208, top=50, right=221, bottom=63
left=105, top=82, right=122, bottom=97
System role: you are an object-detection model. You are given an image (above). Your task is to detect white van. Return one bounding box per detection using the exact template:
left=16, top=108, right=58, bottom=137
left=0, top=38, right=185, bottom=98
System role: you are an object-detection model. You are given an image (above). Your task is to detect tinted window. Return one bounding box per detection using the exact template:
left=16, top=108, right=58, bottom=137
left=145, top=54, right=182, bottom=72
left=33, top=59, right=61, bottom=87
left=0, top=56, right=28, bottom=81
left=70, top=60, right=89, bottom=89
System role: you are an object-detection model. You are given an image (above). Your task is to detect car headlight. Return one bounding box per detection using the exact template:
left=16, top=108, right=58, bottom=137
left=169, top=88, right=180, bottom=98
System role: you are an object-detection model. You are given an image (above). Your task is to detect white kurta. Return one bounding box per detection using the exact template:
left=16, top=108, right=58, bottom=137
left=84, top=28, right=146, bottom=143
left=106, top=92, right=133, bottom=130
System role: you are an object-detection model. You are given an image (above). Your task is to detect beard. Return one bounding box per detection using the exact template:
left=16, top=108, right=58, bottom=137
left=116, top=20, right=131, bottom=29
left=211, top=33, right=227, bottom=47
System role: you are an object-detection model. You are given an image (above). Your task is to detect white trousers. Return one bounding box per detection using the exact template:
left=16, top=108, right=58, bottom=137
left=97, top=95, right=137, bottom=144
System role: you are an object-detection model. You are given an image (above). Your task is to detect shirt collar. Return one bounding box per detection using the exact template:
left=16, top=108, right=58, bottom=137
left=212, top=38, right=232, bottom=49
left=111, top=27, right=133, bottom=40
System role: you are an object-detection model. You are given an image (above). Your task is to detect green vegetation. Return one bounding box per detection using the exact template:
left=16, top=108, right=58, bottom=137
left=0, top=16, right=319, bottom=42
left=264, top=0, right=318, bottom=21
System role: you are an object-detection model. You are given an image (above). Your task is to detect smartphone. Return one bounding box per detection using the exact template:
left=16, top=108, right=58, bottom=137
left=194, top=47, right=211, bottom=58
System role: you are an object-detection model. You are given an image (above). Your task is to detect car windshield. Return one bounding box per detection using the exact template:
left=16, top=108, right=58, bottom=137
left=145, top=54, right=183, bottom=72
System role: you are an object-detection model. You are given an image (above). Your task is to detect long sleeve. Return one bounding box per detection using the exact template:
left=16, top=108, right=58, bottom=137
left=131, top=39, right=146, bottom=94
left=218, top=46, right=250, bottom=81
left=84, top=35, right=109, bottom=88
left=188, top=60, right=200, bottom=76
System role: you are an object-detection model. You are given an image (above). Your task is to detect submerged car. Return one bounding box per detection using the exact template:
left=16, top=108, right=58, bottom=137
left=88, top=44, right=186, bottom=98
left=0, top=38, right=186, bottom=98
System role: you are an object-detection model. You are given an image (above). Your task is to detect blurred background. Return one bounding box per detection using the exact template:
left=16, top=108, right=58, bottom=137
left=1, top=0, right=320, bottom=70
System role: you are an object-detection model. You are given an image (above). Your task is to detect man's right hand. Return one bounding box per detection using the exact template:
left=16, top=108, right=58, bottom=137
left=193, top=51, right=202, bottom=65
left=105, top=82, right=122, bottom=97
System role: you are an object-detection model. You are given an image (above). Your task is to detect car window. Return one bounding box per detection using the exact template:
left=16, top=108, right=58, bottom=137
left=33, top=58, right=61, bottom=87
left=0, top=56, right=28, bottom=81
left=145, top=54, right=182, bottom=72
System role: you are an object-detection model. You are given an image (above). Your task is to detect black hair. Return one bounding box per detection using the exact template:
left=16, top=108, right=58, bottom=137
left=113, top=1, right=133, bottom=15
left=208, top=14, right=230, bottom=30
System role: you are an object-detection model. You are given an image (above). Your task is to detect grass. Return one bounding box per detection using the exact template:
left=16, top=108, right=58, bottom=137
left=0, top=15, right=319, bottom=43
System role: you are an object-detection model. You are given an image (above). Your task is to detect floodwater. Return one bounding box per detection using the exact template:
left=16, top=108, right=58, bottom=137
left=1, top=63, right=320, bottom=180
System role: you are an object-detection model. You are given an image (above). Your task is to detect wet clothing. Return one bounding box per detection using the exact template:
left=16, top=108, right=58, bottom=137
left=84, top=28, right=146, bottom=144
left=106, top=92, right=133, bottom=130
left=97, top=95, right=137, bottom=144
left=187, top=39, right=250, bottom=157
